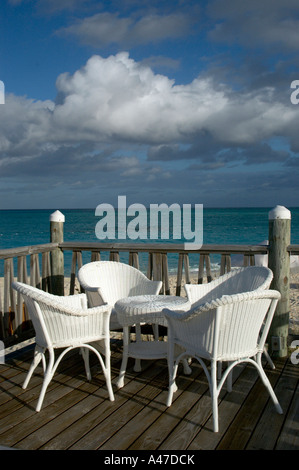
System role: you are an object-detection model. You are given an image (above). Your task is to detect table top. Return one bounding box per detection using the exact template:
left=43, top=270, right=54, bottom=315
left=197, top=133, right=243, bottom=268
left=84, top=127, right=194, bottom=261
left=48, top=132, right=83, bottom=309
left=115, top=294, right=191, bottom=327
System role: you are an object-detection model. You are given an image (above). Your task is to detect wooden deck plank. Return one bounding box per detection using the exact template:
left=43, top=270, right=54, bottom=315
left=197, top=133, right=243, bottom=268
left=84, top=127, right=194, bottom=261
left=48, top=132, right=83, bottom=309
left=40, top=360, right=163, bottom=450
left=0, top=343, right=297, bottom=451
left=159, top=361, right=248, bottom=450
left=0, top=365, right=111, bottom=448
left=246, top=357, right=299, bottom=450
left=276, top=380, right=299, bottom=450
left=0, top=351, right=99, bottom=433
left=16, top=379, right=114, bottom=450
left=68, top=362, right=168, bottom=450
left=106, top=363, right=205, bottom=450
left=186, top=362, right=260, bottom=450
left=212, top=359, right=284, bottom=450
left=0, top=345, right=123, bottom=448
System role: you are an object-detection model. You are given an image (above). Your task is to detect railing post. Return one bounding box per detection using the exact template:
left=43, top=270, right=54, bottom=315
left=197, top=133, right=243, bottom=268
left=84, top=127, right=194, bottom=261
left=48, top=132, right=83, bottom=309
left=268, top=205, right=291, bottom=357
left=50, top=210, right=65, bottom=296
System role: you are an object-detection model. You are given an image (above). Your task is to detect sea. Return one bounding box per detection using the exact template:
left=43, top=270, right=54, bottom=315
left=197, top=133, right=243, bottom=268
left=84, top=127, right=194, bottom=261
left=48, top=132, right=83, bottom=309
left=1, top=207, right=299, bottom=278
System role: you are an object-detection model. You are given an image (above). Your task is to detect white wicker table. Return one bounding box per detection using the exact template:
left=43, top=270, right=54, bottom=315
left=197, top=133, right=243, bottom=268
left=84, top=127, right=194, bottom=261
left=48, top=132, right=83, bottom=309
left=115, top=295, right=191, bottom=388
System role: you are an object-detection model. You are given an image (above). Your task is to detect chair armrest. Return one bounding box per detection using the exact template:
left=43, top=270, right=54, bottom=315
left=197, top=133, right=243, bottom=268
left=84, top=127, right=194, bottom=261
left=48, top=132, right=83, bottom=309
left=51, top=299, right=111, bottom=317
left=80, top=304, right=112, bottom=317
left=12, top=282, right=111, bottom=318
left=44, top=300, right=112, bottom=318
left=164, top=289, right=281, bottom=322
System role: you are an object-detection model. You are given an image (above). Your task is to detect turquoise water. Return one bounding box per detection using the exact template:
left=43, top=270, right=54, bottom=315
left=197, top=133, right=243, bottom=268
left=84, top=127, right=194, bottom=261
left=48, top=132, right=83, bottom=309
left=1, top=207, right=299, bottom=276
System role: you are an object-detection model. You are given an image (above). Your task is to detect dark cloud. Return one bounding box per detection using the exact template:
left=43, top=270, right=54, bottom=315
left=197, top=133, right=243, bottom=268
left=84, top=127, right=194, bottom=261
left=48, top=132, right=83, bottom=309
left=207, top=0, right=299, bottom=51
left=57, top=11, right=192, bottom=48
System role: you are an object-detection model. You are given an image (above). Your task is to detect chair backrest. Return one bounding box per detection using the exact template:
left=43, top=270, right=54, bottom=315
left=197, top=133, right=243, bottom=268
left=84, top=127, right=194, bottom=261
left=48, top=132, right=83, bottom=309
left=213, top=290, right=280, bottom=361
left=166, top=289, right=280, bottom=362
left=12, top=282, right=100, bottom=349
left=13, top=282, right=51, bottom=348
left=185, top=266, right=273, bottom=307
left=78, top=261, right=154, bottom=306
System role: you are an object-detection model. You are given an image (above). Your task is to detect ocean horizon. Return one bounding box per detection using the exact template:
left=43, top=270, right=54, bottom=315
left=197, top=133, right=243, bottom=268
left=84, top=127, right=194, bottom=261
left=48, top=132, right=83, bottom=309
left=1, top=207, right=299, bottom=277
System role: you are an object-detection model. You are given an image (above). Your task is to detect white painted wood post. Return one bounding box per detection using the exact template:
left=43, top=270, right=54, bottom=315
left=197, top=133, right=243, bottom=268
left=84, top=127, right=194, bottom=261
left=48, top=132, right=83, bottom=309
left=50, top=210, right=65, bottom=296
left=268, top=205, right=291, bottom=357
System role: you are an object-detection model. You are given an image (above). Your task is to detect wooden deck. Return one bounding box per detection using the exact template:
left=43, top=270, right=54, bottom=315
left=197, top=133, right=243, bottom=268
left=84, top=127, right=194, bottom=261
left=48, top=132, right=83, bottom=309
left=0, top=336, right=298, bottom=451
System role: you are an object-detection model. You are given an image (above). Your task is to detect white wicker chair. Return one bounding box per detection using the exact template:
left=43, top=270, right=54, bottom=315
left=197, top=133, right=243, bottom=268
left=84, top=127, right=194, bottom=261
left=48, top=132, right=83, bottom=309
left=184, top=266, right=273, bottom=305
left=78, top=261, right=162, bottom=331
left=78, top=261, right=163, bottom=372
left=184, top=266, right=275, bottom=369
left=12, top=281, right=114, bottom=412
left=164, top=289, right=283, bottom=432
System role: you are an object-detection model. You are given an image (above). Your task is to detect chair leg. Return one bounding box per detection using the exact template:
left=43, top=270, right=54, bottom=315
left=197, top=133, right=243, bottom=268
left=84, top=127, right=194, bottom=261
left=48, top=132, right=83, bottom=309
left=23, top=345, right=46, bottom=390
left=35, top=349, right=55, bottom=412
left=152, top=323, right=159, bottom=340
left=217, top=361, right=222, bottom=380
left=211, top=360, right=219, bottom=432
left=80, top=343, right=114, bottom=402
left=226, top=362, right=233, bottom=392
left=117, top=326, right=130, bottom=389
left=166, top=368, right=178, bottom=407
left=255, top=355, right=283, bottom=414
left=101, top=339, right=115, bottom=401
left=166, top=342, right=178, bottom=407
left=263, top=346, right=275, bottom=369
left=81, top=347, right=91, bottom=381
left=182, top=358, right=192, bottom=375
left=133, top=324, right=142, bottom=372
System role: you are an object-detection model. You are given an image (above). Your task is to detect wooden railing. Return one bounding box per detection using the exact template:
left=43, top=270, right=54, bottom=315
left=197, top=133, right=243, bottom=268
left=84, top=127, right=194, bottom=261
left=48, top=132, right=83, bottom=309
left=0, top=240, right=269, bottom=345
left=0, top=243, right=57, bottom=343
left=0, top=206, right=298, bottom=356
left=60, top=241, right=269, bottom=295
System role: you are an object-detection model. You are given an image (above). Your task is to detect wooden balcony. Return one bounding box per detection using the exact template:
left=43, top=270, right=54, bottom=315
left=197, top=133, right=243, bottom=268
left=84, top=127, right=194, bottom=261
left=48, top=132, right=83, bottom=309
left=0, top=335, right=298, bottom=451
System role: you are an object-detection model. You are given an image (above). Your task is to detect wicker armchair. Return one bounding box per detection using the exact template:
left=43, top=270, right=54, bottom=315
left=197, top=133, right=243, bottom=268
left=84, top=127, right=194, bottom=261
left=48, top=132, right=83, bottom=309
left=184, top=266, right=275, bottom=369
left=78, top=261, right=162, bottom=330
left=12, top=282, right=114, bottom=412
left=164, top=289, right=283, bottom=432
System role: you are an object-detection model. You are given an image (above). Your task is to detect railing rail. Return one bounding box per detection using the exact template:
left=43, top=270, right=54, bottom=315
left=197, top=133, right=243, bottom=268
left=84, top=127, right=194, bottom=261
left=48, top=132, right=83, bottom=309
left=0, top=240, right=270, bottom=345
left=60, top=241, right=269, bottom=294
left=0, top=242, right=58, bottom=260
left=0, top=206, right=296, bottom=356
left=0, top=243, right=57, bottom=344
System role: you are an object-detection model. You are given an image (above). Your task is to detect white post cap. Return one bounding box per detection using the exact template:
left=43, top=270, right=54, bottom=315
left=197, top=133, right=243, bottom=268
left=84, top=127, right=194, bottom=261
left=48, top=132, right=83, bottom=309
left=268, top=205, right=291, bottom=220
left=50, top=210, right=65, bottom=222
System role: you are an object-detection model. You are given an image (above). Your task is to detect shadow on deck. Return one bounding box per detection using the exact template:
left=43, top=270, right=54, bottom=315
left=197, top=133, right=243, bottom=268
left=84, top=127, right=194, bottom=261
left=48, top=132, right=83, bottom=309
left=0, top=336, right=298, bottom=451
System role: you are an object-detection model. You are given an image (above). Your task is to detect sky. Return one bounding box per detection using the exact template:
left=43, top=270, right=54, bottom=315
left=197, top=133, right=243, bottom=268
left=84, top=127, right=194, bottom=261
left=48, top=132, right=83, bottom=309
left=1, top=0, right=299, bottom=209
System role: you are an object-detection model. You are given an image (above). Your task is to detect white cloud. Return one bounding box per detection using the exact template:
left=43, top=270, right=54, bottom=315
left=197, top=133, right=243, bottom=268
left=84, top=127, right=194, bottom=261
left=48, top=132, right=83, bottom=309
left=52, top=52, right=229, bottom=144
left=52, top=53, right=299, bottom=147
left=1, top=52, right=299, bottom=181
